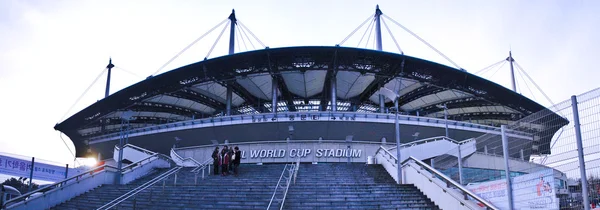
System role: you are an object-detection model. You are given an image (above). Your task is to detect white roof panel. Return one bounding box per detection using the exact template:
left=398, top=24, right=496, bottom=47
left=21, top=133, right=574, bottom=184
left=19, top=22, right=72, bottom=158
left=336, top=71, right=375, bottom=99
left=147, top=95, right=215, bottom=113
left=281, top=70, right=326, bottom=98
left=236, top=73, right=280, bottom=100
left=191, top=82, right=245, bottom=106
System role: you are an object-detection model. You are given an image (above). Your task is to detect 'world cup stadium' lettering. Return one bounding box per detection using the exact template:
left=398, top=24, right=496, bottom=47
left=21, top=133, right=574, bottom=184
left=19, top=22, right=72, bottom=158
left=245, top=148, right=361, bottom=158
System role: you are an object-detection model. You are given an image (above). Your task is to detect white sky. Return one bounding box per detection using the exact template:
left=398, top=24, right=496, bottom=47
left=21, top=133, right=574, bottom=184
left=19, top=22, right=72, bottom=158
left=1, top=0, right=599, bottom=166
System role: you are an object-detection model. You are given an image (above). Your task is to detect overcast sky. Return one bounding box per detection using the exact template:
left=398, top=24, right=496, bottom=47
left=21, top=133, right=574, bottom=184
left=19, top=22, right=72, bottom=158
left=1, top=0, right=599, bottom=167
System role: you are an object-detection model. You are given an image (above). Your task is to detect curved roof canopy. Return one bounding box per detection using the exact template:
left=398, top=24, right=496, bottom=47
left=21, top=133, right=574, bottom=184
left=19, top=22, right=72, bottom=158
left=54, top=46, right=566, bottom=156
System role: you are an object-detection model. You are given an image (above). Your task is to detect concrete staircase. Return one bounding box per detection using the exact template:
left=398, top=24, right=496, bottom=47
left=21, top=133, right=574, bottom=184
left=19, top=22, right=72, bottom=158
left=50, top=163, right=438, bottom=210
left=50, top=164, right=285, bottom=210
left=283, top=163, right=440, bottom=210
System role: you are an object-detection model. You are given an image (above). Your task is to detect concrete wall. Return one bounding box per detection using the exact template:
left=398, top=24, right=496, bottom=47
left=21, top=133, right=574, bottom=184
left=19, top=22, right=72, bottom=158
left=175, top=141, right=395, bottom=164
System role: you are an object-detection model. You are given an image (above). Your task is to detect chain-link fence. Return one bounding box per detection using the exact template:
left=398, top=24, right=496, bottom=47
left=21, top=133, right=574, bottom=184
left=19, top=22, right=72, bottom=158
left=429, top=87, right=600, bottom=210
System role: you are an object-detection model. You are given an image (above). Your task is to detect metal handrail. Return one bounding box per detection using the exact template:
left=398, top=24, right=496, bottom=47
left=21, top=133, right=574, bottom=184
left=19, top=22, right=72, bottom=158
left=174, top=140, right=396, bottom=151
left=280, top=160, right=299, bottom=210
left=170, top=148, right=203, bottom=167
left=89, top=111, right=524, bottom=142
left=386, top=136, right=475, bottom=151
left=115, top=144, right=157, bottom=156
left=191, top=159, right=213, bottom=173
left=293, top=159, right=300, bottom=184
left=2, top=164, right=118, bottom=209
left=267, top=164, right=290, bottom=210
left=96, top=166, right=183, bottom=210
left=375, top=146, right=498, bottom=210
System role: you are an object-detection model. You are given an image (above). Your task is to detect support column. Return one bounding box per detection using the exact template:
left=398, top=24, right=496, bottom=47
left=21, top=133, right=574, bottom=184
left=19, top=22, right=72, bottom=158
left=331, top=76, right=337, bottom=112
left=394, top=95, right=399, bottom=112
left=507, top=51, right=517, bottom=92
left=379, top=94, right=385, bottom=113
left=501, top=125, right=515, bottom=210
left=226, top=86, right=232, bottom=116
left=272, top=78, right=278, bottom=113
left=105, top=58, right=114, bottom=98
left=573, top=95, right=591, bottom=210
left=228, top=9, right=237, bottom=55
left=374, top=5, right=383, bottom=51
left=457, top=143, right=463, bottom=185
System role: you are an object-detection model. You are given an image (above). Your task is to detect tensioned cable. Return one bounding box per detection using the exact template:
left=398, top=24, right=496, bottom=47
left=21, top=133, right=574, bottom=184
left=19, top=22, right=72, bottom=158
left=382, top=14, right=462, bottom=69
left=381, top=18, right=403, bottom=54
left=152, top=18, right=228, bottom=76
left=235, top=24, right=242, bottom=53
left=357, top=17, right=375, bottom=48
left=59, top=132, right=76, bottom=159
left=238, top=22, right=256, bottom=50
left=206, top=21, right=231, bottom=59
left=487, top=61, right=507, bottom=79
left=114, top=66, right=143, bottom=79
left=515, top=63, right=537, bottom=101
left=339, top=13, right=375, bottom=46
left=238, top=21, right=266, bottom=48
left=364, top=19, right=375, bottom=49
left=236, top=24, right=249, bottom=51
left=60, top=68, right=106, bottom=121
left=514, top=61, right=556, bottom=107
left=474, top=59, right=505, bottom=75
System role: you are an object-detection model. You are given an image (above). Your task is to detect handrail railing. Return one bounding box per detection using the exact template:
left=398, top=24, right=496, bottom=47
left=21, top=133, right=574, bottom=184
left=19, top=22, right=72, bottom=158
left=96, top=166, right=183, bottom=210
left=293, top=159, right=300, bottom=184
left=170, top=148, right=202, bottom=167
left=191, top=159, right=212, bottom=173
left=115, top=144, right=157, bottom=156
left=3, top=148, right=174, bottom=209
left=386, top=136, right=476, bottom=151
left=89, top=111, right=531, bottom=143
left=267, top=164, right=289, bottom=210
left=375, top=146, right=498, bottom=210
left=1, top=164, right=118, bottom=209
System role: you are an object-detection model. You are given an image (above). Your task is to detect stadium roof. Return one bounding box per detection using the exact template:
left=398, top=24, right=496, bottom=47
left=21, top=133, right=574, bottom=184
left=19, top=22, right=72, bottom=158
left=54, top=46, right=567, bottom=157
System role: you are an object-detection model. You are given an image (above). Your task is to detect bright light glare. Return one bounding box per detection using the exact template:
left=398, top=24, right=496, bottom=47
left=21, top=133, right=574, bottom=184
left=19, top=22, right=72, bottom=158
left=82, top=158, right=97, bottom=167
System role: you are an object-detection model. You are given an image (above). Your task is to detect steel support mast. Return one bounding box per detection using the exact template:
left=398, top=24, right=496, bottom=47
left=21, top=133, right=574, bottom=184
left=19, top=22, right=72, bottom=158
left=226, top=9, right=237, bottom=115
left=507, top=51, right=517, bottom=92
left=105, top=58, right=114, bottom=98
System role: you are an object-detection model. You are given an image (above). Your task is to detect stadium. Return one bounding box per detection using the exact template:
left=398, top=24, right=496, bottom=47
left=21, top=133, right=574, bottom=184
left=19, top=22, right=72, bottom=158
left=3, top=6, right=585, bottom=210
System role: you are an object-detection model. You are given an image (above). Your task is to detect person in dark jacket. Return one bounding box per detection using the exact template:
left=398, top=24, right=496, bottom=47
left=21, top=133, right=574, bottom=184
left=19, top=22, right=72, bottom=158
left=220, top=148, right=230, bottom=176
left=211, top=147, right=219, bottom=175
left=233, top=146, right=242, bottom=176
left=228, top=145, right=235, bottom=173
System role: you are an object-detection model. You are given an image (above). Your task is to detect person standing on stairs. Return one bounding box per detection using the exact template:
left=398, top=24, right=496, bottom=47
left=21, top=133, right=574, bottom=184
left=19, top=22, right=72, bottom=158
left=212, top=146, right=220, bottom=175
left=233, top=146, right=241, bottom=176
left=228, top=145, right=235, bottom=173
left=221, top=148, right=230, bottom=176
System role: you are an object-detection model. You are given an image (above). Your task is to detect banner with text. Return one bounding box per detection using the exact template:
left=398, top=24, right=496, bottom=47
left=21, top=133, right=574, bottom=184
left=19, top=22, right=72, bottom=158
left=0, top=154, right=75, bottom=182
left=466, top=169, right=559, bottom=210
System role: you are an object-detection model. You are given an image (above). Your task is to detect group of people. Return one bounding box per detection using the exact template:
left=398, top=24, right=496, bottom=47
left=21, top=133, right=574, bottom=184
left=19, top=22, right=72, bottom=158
left=212, top=145, right=241, bottom=176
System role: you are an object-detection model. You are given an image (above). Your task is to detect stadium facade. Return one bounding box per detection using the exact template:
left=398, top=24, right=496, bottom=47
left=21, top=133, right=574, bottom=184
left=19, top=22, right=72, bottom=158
left=29, top=7, right=579, bottom=210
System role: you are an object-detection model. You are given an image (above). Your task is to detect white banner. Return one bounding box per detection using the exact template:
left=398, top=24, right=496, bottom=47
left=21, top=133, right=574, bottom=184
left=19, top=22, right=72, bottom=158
left=0, top=154, right=77, bottom=182
left=466, top=169, right=559, bottom=210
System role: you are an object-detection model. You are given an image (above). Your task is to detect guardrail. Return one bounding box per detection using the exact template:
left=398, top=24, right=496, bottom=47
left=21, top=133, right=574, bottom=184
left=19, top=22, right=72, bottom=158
left=89, top=111, right=527, bottom=143
left=96, top=166, right=183, bottom=210
left=267, top=163, right=297, bottom=210
left=1, top=164, right=117, bottom=209
left=375, top=146, right=498, bottom=210
left=3, top=150, right=174, bottom=210
left=170, top=148, right=203, bottom=167
left=115, top=144, right=157, bottom=156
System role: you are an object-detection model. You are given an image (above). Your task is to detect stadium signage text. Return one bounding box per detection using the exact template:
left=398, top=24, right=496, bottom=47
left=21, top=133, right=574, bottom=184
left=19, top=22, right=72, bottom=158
left=251, top=114, right=356, bottom=123
left=241, top=148, right=362, bottom=159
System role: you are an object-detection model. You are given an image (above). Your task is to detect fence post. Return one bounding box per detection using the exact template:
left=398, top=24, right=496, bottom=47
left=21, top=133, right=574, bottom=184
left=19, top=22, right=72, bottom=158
left=28, top=157, right=35, bottom=193
left=572, top=95, right=590, bottom=210
left=501, top=125, right=514, bottom=210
